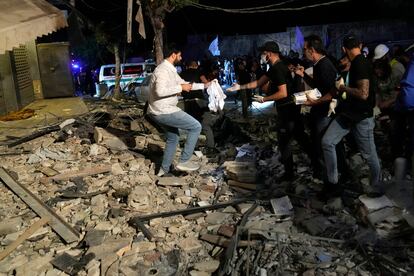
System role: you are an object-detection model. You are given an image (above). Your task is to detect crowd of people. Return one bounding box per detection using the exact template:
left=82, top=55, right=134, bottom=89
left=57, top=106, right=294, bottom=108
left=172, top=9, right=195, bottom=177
left=147, top=34, right=414, bottom=200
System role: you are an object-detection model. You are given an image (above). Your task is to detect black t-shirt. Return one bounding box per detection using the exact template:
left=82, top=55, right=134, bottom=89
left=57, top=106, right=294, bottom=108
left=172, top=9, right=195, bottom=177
left=180, top=68, right=204, bottom=100
left=265, top=60, right=297, bottom=116
left=339, top=54, right=375, bottom=122
left=304, top=56, right=337, bottom=117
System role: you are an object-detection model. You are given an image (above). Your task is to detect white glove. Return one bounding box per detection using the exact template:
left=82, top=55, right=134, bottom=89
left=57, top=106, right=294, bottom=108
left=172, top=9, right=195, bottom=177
left=253, top=95, right=264, bottom=103
left=226, top=83, right=241, bottom=92
left=327, top=99, right=337, bottom=117
left=335, top=77, right=344, bottom=91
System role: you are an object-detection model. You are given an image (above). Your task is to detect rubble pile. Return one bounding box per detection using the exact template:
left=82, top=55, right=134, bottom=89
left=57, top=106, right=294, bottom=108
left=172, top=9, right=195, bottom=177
left=0, top=100, right=413, bottom=275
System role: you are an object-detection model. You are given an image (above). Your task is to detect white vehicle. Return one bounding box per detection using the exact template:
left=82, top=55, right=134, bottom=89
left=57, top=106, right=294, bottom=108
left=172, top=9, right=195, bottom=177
left=98, top=62, right=156, bottom=91
left=134, top=74, right=152, bottom=103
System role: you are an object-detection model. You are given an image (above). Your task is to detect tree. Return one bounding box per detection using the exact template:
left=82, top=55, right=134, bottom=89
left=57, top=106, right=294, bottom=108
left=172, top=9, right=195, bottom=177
left=142, top=0, right=196, bottom=64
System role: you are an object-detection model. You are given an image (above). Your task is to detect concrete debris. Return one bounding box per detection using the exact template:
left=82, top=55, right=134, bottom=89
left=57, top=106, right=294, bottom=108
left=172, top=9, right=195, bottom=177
left=0, top=99, right=412, bottom=276
left=270, top=196, right=293, bottom=217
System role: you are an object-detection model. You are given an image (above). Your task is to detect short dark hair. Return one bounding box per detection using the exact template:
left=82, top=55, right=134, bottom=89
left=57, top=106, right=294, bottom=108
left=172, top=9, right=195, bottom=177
left=304, top=35, right=326, bottom=55
left=342, top=35, right=360, bottom=50
left=164, top=44, right=181, bottom=58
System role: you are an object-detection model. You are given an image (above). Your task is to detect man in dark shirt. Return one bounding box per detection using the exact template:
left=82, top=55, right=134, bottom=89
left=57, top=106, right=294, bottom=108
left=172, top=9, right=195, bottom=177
left=227, top=41, right=310, bottom=180
left=321, top=35, right=381, bottom=196
left=295, top=35, right=348, bottom=185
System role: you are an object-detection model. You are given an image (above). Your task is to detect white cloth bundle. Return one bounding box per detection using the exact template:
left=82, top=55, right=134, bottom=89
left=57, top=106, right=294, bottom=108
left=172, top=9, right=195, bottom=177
left=293, top=88, right=321, bottom=105
left=206, top=79, right=227, bottom=112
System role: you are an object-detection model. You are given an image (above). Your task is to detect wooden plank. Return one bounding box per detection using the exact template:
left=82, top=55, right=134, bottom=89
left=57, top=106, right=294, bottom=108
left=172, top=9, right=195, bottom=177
left=41, top=165, right=112, bottom=183
left=228, top=180, right=256, bottom=191
left=0, top=167, right=80, bottom=243
left=0, top=217, right=49, bottom=261
left=200, top=234, right=255, bottom=248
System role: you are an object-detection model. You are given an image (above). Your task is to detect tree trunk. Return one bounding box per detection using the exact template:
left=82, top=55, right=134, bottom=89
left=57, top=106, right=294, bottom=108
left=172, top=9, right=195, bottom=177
left=153, top=29, right=164, bottom=65
left=146, top=5, right=165, bottom=65
left=113, top=44, right=122, bottom=99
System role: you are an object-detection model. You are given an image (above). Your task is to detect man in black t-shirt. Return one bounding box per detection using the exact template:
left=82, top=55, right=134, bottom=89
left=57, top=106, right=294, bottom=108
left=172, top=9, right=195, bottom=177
left=321, top=35, right=381, bottom=196
left=295, top=35, right=349, bottom=186
left=227, top=41, right=310, bottom=181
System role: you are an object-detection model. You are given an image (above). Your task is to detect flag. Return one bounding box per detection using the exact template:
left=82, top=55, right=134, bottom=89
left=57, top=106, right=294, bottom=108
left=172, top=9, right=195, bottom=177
left=135, top=0, right=146, bottom=39
left=208, top=36, right=220, bottom=56
left=294, top=26, right=304, bottom=52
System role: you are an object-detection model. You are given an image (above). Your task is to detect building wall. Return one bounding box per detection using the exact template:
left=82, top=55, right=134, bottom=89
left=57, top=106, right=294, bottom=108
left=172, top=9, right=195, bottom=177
left=0, top=52, right=19, bottom=115
left=185, top=19, right=414, bottom=60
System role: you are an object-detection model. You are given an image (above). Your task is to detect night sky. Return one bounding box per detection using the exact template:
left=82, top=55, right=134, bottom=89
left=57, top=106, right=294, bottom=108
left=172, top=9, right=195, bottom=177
left=165, top=0, right=412, bottom=43
left=53, top=0, right=413, bottom=63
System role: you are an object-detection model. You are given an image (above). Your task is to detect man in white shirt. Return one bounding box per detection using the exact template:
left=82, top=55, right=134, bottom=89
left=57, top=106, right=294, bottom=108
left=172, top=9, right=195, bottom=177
left=147, top=47, right=204, bottom=176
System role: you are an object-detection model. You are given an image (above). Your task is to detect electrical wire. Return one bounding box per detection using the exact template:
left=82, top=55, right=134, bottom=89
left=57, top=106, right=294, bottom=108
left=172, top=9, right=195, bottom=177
left=196, top=0, right=297, bottom=11
left=189, top=0, right=350, bottom=13
left=77, top=0, right=123, bottom=13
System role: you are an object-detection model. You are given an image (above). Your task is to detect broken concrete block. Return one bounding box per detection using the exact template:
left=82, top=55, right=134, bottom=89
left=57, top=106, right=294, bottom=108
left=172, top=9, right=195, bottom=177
left=89, top=144, right=108, bottom=156
left=223, top=161, right=257, bottom=183
left=0, top=217, right=23, bottom=236
left=87, top=237, right=132, bottom=260
left=205, top=212, right=231, bottom=225
left=131, top=241, right=156, bottom=253
left=301, top=216, right=331, bottom=236
left=94, top=127, right=128, bottom=151
left=128, top=186, right=150, bottom=211
left=270, top=196, right=293, bottom=217
left=358, top=195, right=394, bottom=212
left=50, top=253, right=80, bottom=275
left=178, top=237, right=202, bottom=253
left=157, top=177, right=186, bottom=187
left=111, top=163, right=126, bottom=175
left=0, top=255, right=29, bottom=273
left=84, top=230, right=107, bottom=247
left=193, top=260, right=220, bottom=273
left=126, top=159, right=141, bottom=171
left=217, top=225, right=235, bottom=238
left=15, top=254, right=53, bottom=276
left=100, top=254, right=118, bottom=276
left=86, top=259, right=100, bottom=276
left=236, top=203, right=254, bottom=214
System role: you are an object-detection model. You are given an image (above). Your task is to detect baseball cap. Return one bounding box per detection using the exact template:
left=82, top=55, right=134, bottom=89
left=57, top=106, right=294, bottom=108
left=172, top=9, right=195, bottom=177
left=258, top=41, right=280, bottom=53
left=373, top=44, right=389, bottom=60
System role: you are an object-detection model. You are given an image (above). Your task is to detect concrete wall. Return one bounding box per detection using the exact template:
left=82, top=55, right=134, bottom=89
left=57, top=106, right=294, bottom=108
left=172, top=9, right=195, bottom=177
left=25, top=40, right=43, bottom=100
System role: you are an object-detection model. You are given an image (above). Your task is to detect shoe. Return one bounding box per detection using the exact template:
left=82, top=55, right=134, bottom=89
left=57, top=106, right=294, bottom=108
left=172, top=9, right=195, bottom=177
left=157, top=168, right=166, bottom=177
left=176, top=160, right=200, bottom=172
left=157, top=168, right=175, bottom=177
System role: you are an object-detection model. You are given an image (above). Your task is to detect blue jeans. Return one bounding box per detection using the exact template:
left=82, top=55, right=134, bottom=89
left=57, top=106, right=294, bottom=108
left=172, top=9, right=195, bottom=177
left=321, top=116, right=381, bottom=187
left=149, top=110, right=201, bottom=173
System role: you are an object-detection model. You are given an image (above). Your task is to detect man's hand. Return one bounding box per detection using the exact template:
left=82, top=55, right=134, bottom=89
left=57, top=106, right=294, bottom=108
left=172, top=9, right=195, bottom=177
left=304, top=95, right=317, bottom=106
left=295, top=65, right=305, bottom=77
left=327, top=99, right=337, bottom=117
left=253, top=95, right=264, bottom=103
left=181, top=83, right=192, bottom=92
left=226, top=83, right=241, bottom=92
left=335, top=77, right=344, bottom=91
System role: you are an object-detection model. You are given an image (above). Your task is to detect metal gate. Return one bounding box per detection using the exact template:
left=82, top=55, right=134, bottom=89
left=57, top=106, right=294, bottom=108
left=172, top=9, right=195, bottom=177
left=10, top=45, right=34, bottom=108
left=37, top=42, right=74, bottom=98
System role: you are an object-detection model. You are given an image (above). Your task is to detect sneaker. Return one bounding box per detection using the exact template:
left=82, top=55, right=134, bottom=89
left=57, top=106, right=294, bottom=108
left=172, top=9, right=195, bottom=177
left=157, top=168, right=165, bottom=177
left=176, top=160, right=200, bottom=172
